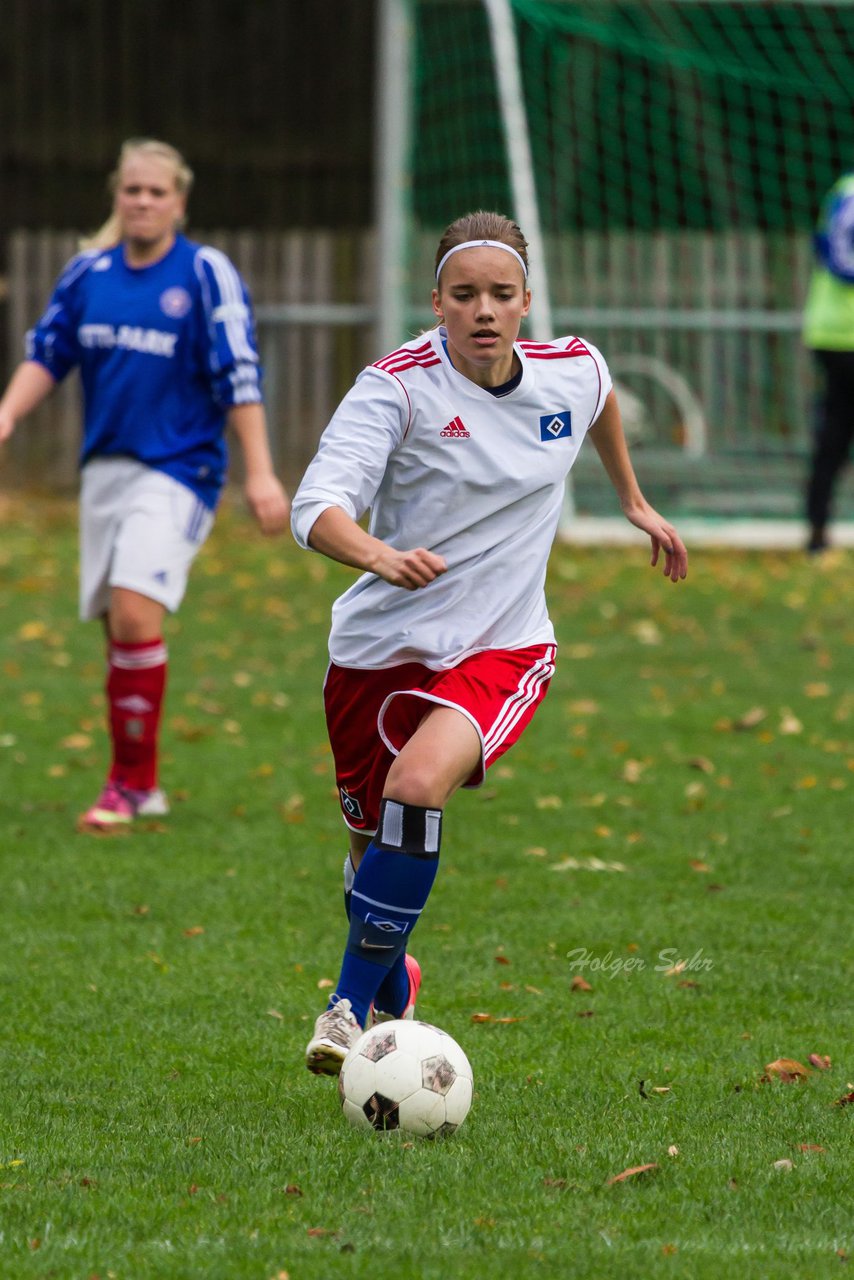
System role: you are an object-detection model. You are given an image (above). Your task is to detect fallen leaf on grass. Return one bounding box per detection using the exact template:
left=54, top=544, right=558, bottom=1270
left=543, top=1177, right=568, bottom=1188
left=798, top=1144, right=826, bottom=1153
left=808, top=1053, right=831, bottom=1070
left=183, top=926, right=205, bottom=938
left=765, top=1058, right=810, bottom=1082
left=607, top=1163, right=658, bottom=1185
left=284, top=1184, right=303, bottom=1196
left=307, top=1227, right=338, bottom=1238
left=667, top=1145, right=679, bottom=1158
left=469, top=1012, right=526, bottom=1024
left=137, top=820, right=169, bottom=835
left=568, top=699, right=600, bottom=715
left=773, top=1159, right=793, bottom=1172
left=688, top=756, right=715, bottom=774
left=570, top=975, right=593, bottom=992
left=734, top=706, right=767, bottom=730
left=18, top=621, right=48, bottom=641
left=550, top=856, right=627, bottom=872
left=621, top=759, right=646, bottom=783
left=267, top=1009, right=284, bottom=1020
left=833, top=1091, right=854, bottom=1108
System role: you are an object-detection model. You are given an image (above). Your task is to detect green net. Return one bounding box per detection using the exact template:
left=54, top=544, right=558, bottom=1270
left=412, top=0, right=854, bottom=233
left=407, top=1, right=854, bottom=512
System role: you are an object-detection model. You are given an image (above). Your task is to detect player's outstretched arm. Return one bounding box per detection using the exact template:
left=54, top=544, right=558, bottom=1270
left=588, top=389, right=688, bottom=583
left=308, top=505, right=447, bottom=591
left=0, top=362, right=57, bottom=444
left=226, top=403, right=291, bottom=536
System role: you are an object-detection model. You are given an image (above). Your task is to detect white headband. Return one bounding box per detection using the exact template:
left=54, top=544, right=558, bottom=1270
left=435, top=239, right=528, bottom=282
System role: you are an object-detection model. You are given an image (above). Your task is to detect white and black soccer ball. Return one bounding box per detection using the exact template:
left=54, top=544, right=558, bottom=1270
left=338, top=1020, right=473, bottom=1137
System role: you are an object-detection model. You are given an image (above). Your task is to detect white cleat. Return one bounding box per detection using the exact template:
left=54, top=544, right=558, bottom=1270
left=305, top=996, right=362, bottom=1076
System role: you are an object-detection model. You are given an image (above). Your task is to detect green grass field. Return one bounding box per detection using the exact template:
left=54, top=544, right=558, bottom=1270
left=1, top=496, right=852, bottom=1280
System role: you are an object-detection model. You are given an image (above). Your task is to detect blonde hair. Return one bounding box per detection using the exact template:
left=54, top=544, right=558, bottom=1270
left=80, top=138, right=194, bottom=251
left=434, top=211, right=529, bottom=283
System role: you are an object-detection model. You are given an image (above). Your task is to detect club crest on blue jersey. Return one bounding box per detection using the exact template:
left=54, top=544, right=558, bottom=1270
left=539, top=411, right=572, bottom=441
left=160, top=287, right=192, bottom=318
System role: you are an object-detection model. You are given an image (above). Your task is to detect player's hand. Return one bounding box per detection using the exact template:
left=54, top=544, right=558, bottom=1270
left=622, top=500, right=688, bottom=582
left=244, top=474, right=291, bottom=536
left=373, top=546, right=448, bottom=590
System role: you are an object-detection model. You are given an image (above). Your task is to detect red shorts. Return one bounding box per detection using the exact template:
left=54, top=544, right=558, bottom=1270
left=324, top=643, right=556, bottom=833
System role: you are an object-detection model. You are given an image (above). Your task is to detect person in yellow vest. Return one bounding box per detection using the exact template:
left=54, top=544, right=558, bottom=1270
left=802, top=172, right=854, bottom=552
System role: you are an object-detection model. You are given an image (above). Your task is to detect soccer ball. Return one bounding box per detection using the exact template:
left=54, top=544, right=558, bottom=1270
left=338, top=1020, right=473, bottom=1137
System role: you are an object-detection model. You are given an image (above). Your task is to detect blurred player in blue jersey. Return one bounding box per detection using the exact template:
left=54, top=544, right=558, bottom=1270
left=292, top=210, right=688, bottom=1075
left=0, top=138, right=290, bottom=831
left=803, top=170, right=854, bottom=552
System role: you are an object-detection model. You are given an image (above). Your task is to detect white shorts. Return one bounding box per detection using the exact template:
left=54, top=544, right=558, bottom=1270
left=79, top=458, right=214, bottom=621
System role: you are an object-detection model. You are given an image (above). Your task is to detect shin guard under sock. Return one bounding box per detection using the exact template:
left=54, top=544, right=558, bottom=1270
left=107, top=639, right=168, bottom=790
left=332, top=800, right=441, bottom=1027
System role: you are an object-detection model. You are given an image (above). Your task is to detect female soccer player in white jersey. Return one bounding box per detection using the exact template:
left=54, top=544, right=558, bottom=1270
left=0, top=138, right=290, bottom=831
left=291, top=210, right=687, bottom=1075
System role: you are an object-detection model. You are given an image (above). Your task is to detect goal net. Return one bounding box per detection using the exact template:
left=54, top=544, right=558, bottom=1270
left=405, top=0, right=854, bottom=517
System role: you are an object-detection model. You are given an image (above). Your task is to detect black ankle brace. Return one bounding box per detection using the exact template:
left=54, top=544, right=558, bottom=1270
left=377, top=798, right=442, bottom=857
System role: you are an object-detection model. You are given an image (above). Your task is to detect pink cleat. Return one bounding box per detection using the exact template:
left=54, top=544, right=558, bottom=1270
left=78, top=781, right=169, bottom=833
left=372, top=953, right=422, bottom=1024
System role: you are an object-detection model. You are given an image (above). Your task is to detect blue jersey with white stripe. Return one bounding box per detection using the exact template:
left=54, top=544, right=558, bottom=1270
left=26, top=234, right=263, bottom=507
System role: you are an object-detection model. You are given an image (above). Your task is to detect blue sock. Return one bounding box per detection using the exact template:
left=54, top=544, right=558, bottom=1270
left=343, top=849, right=408, bottom=1020
left=331, top=800, right=441, bottom=1027
left=374, top=953, right=409, bottom=1017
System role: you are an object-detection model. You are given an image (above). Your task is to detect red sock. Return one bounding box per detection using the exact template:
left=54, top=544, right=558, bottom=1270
left=106, top=639, right=168, bottom=791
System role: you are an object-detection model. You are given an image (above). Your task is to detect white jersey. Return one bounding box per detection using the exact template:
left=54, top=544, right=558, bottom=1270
left=291, top=326, right=611, bottom=669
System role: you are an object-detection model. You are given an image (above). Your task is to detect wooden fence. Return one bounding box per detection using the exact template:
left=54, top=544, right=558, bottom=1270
left=1, top=228, right=828, bottom=515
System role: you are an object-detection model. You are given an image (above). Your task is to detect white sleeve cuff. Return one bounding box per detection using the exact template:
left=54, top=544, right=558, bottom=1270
left=290, top=495, right=357, bottom=550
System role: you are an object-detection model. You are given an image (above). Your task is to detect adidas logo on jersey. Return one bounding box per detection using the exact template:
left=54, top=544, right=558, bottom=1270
left=440, top=415, right=470, bottom=438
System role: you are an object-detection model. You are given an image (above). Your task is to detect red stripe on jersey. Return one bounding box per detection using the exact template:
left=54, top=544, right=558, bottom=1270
left=378, top=354, right=442, bottom=374
left=519, top=338, right=592, bottom=360
left=374, top=340, right=440, bottom=374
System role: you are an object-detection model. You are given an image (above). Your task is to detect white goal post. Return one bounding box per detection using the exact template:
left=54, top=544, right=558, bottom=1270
left=377, top=0, right=577, bottom=513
